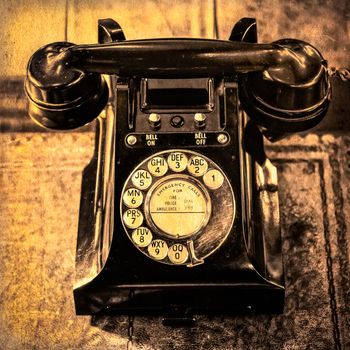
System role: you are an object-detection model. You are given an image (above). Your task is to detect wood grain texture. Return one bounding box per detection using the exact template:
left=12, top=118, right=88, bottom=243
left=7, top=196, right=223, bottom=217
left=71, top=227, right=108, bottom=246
left=66, top=0, right=216, bottom=42
left=0, top=133, right=349, bottom=349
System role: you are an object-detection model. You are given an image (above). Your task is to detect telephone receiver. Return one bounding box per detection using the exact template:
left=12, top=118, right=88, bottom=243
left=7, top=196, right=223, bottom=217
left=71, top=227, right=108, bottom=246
left=25, top=19, right=331, bottom=139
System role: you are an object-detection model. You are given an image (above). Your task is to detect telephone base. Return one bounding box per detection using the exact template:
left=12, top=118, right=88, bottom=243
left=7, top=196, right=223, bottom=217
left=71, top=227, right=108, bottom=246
left=74, top=284, right=285, bottom=316
left=73, top=79, right=285, bottom=317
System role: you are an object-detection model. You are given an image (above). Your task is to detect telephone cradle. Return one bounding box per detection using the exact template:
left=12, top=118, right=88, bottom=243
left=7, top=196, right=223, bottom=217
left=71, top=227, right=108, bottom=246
left=25, top=18, right=331, bottom=323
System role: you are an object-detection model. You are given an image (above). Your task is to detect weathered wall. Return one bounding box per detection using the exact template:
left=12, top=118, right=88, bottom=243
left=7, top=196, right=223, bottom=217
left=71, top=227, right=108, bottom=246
left=0, top=0, right=349, bottom=77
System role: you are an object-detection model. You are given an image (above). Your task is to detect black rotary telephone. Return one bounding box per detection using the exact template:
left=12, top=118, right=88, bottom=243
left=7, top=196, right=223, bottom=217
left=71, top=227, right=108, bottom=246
left=25, top=18, right=331, bottom=323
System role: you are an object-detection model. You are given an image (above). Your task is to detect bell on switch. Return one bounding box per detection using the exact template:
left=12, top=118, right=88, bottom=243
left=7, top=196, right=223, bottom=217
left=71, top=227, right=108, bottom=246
left=194, top=113, right=206, bottom=129
left=148, top=113, right=161, bottom=130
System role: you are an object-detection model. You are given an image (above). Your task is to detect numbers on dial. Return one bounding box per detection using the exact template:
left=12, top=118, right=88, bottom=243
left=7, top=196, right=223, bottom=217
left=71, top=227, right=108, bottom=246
left=148, top=156, right=168, bottom=176
left=187, top=156, right=208, bottom=177
left=203, top=169, right=224, bottom=190
left=131, top=170, right=152, bottom=190
left=167, top=152, right=188, bottom=172
left=123, top=188, right=143, bottom=208
left=132, top=227, right=153, bottom=247
left=123, top=209, right=143, bottom=229
left=147, top=239, right=168, bottom=260
left=168, top=244, right=189, bottom=264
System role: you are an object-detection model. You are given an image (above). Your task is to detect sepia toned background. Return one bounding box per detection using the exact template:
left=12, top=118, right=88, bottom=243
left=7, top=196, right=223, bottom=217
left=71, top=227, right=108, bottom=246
left=0, top=1, right=349, bottom=349
left=0, top=0, right=349, bottom=77
left=0, top=0, right=349, bottom=76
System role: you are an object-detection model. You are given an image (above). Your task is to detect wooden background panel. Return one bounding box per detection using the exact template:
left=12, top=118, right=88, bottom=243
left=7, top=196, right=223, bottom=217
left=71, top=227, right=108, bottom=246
left=217, top=0, right=350, bottom=68
left=0, top=0, right=216, bottom=77
left=0, top=0, right=67, bottom=77
left=0, top=0, right=349, bottom=77
left=67, top=0, right=215, bottom=43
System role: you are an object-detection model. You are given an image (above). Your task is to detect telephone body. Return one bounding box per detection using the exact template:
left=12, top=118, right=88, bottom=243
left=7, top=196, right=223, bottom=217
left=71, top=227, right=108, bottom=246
left=25, top=18, right=331, bottom=320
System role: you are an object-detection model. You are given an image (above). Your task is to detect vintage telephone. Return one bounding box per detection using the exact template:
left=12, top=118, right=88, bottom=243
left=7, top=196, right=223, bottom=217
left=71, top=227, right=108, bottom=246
left=25, top=18, right=331, bottom=322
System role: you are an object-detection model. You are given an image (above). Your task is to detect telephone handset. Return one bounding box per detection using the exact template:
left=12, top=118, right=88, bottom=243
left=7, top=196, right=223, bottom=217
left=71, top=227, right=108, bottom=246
left=25, top=18, right=331, bottom=318
left=25, top=20, right=330, bottom=134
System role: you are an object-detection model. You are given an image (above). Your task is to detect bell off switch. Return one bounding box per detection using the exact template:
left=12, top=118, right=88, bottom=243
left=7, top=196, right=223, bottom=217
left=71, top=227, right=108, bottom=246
left=194, top=113, right=206, bottom=129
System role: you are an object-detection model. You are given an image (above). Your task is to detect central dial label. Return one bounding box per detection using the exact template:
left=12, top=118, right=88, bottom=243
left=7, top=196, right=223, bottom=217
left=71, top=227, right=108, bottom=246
left=146, top=175, right=211, bottom=238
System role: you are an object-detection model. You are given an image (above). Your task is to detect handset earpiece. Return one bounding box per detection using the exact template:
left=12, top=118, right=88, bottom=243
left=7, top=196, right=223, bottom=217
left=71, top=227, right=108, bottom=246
left=25, top=42, right=108, bottom=129
left=25, top=33, right=330, bottom=132
left=238, top=39, right=331, bottom=141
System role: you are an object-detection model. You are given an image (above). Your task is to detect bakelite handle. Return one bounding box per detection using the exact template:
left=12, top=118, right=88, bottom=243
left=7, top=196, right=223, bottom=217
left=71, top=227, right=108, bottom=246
left=28, top=38, right=325, bottom=83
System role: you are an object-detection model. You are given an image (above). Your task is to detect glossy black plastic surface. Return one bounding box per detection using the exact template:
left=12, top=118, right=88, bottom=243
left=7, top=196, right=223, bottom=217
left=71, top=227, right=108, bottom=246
left=25, top=27, right=330, bottom=132
left=25, top=42, right=108, bottom=129
left=24, top=17, right=334, bottom=319
left=73, top=78, right=285, bottom=315
left=239, top=39, right=331, bottom=135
